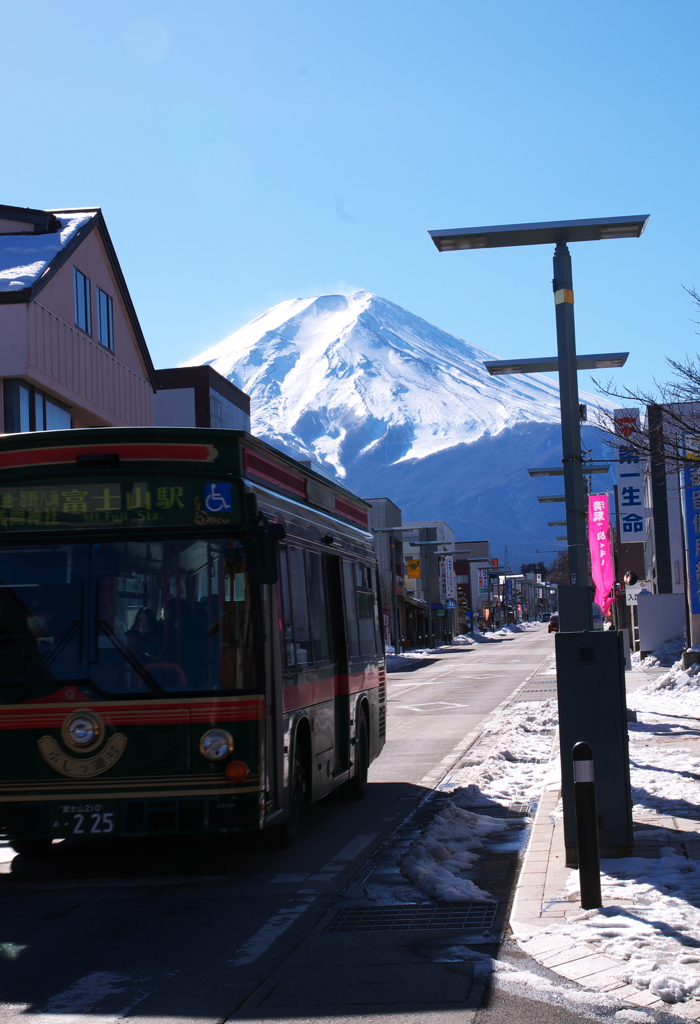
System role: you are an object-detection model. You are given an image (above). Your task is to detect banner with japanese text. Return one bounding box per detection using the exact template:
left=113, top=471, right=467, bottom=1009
left=614, top=407, right=646, bottom=541
left=588, top=493, right=614, bottom=615
left=477, top=568, right=489, bottom=595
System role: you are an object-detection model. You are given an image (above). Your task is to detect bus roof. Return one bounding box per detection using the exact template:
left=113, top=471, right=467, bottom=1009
left=0, top=427, right=371, bottom=531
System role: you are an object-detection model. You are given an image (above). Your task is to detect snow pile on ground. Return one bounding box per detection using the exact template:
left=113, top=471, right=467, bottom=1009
left=629, top=659, right=700, bottom=718
left=451, top=634, right=475, bottom=646
left=402, top=698, right=559, bottom=903
left=458, top=697, right=559, bottom=767
left=385, top=647, right=445, bottom=670
left=636, top=635, right=686, bottom=668
left=465, top=630, right=499, bottom=644
left=401, top=803, right=515, bottom=903
left=548, top=855, right=700, bottom=1005
left=629, top=726, right=700, bottom=815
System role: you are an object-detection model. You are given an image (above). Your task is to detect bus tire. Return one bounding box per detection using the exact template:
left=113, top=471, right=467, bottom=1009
left=10, top=840, right=51, bottom=857
left=266, top=751, right=306, bottom=849
left=341, top=716, right=368, bottom=800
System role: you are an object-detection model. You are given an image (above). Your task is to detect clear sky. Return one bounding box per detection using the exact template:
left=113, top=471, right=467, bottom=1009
left=2, top=1, right=698, bottom=398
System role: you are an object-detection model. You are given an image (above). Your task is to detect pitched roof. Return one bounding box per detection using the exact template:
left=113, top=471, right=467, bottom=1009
left=0, top=205, right=156, bottom=390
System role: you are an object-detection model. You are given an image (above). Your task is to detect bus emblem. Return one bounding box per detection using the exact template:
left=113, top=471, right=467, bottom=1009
left=37, top=734, right=128, bottom=778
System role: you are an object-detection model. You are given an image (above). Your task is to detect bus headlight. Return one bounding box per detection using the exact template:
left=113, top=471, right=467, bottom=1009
left=199, top=729, right=233, bottom=761
left=63, top=712, right=100, bottom=749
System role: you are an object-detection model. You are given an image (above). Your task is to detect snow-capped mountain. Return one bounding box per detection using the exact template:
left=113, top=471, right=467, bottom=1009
left=184, top=290, right=611, bottom=563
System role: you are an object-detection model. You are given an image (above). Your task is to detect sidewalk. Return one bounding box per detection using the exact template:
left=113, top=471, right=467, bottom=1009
left=511, top=655, right=700, bottom=1017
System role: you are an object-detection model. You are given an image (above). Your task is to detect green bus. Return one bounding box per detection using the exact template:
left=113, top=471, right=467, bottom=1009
left=0, top=427, right=386, bottom=853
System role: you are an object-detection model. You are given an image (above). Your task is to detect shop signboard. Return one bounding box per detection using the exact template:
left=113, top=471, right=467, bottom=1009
left=407, top=559, right=421, bottom=579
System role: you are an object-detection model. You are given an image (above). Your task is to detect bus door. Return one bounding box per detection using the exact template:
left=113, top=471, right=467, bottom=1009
left=325, top=555, right=350, bottom=776
left=263, top=582, right=284, bottom=814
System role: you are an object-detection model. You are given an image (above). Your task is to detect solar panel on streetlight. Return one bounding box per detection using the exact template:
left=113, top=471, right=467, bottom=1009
left=429, top=215, right=649, bottom=252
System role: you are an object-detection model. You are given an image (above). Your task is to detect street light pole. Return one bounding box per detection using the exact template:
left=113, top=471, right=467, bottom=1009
left=389, top=534, right=401, bottom=654
left=553, top=241, right=589, bottom=606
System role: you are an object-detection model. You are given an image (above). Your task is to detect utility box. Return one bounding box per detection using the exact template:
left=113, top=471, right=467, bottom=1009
left=557, top=585, right=593, bottom=632
left=555, top=630, right=632, bottom=864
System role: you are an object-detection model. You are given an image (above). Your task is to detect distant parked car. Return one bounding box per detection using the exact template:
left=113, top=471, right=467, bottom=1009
left=541, top=613, right=551, bottom=622
left=548, top=614, right=559, bottom=633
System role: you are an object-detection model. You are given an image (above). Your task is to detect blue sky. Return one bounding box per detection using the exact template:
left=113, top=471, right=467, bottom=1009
left=2, top=1, right=698, bottom=397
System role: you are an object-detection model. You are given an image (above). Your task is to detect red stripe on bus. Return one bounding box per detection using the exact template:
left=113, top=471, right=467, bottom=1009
left=346, top=666, right=380, bottom=694
left=283, top=677, right=335, bottom=712
left=0, top=443, right=217, bottom=469
left=0, top=698, right=265, bottom=729
left=243, top=449, right=307, bottom=499
left=334, top=497, right=369, bottom=527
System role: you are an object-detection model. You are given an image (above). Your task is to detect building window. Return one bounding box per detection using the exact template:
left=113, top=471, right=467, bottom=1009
left=96, top=287, right=114, bottom=350
left=4, top=380, right=71, bottom=434
left=74, top=267, right=92, bottom=335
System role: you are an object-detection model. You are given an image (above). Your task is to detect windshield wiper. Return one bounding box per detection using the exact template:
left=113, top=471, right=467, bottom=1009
left=97, top=621, right=166, bottom=696
left=9, top=621, right=82, bottom=703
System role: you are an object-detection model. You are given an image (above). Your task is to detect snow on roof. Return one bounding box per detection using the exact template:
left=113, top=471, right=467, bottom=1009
left=0, top=212, right=96, bottom=293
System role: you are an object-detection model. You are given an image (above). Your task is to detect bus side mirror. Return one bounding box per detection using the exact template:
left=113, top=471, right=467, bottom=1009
left=250, top=535, right=279, bottom=584
left=249, top=512, right=285, bottom=583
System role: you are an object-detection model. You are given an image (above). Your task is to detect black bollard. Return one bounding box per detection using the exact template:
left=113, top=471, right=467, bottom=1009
left=572, top=741, right=602, bottom=909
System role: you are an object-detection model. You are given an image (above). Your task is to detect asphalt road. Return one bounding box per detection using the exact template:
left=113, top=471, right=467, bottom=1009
left=0, top=627, right=610, bottom=1024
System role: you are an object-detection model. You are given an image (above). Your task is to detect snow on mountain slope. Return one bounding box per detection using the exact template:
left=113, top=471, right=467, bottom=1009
left=184, top=290, right=581, bottom=478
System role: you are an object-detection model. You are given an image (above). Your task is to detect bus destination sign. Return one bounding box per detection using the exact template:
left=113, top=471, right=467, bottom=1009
left=0, top=479, right=241, bottom=532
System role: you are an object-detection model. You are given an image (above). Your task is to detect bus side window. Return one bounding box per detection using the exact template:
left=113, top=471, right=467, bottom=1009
left=374, top=567, right=384, bottom=651
left=307, top=551, right=330, bottom=663
left=342, top=560, right=360, bottom=658
left=278, top=545, right=295, bottom=668
left=288, top=546, right=312, bottom=665
left=356, top=590, right=376, bottom=656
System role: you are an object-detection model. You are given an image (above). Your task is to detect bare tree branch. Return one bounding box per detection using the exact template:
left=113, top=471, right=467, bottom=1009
left=591, top=287, right=700, bottom=473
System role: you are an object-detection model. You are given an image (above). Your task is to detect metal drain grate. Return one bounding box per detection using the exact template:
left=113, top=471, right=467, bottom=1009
left=326, top=903, right=498, bottom=933
left=512, top=686, right=557, bottom=702
left=461, top=802, right=531, bottom=817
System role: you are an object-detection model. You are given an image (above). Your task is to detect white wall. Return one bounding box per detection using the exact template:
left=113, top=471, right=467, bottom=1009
left=638, top=593, right=686, bottom=654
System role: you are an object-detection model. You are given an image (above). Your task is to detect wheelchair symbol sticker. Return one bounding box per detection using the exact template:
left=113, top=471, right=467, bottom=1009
left=205, top=482, right=232, bottom=513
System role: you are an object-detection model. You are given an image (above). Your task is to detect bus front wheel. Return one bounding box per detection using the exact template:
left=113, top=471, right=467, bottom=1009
left=341, top=717, right=368, bottom=800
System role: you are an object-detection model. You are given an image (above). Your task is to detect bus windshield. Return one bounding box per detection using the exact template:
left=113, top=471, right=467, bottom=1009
left=0, top=538, right=258, bottom=696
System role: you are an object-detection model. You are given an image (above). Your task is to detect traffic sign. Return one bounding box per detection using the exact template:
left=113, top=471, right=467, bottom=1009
left=625, top=581, right=649, bottom=606
left=445, top=598, right=456, bottom=609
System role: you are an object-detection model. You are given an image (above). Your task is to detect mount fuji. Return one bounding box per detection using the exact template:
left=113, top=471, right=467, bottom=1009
left=184, top=290, right=611, bottom=565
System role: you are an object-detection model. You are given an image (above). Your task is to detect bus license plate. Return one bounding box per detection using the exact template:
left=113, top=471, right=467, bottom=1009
left=51, top=802, right=118, bottom=838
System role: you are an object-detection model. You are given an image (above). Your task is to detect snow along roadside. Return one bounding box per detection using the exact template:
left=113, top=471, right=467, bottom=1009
left=511, top=656, right=700, bottom=1017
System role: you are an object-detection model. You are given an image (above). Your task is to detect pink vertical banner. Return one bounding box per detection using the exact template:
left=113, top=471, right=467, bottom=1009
left=588, top=494, right=614, bottom=615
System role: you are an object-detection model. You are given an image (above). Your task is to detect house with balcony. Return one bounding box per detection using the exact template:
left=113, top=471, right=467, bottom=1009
left=0, top=203, right=157, bottom=432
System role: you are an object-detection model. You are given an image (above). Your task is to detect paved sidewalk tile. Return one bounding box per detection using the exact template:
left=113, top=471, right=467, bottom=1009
left=520, top=934, right=573, bottom=957
left=541, top=944, right=594, bottom=968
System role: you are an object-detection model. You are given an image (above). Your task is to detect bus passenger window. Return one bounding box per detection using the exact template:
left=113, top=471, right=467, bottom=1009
left=288, top=546, right=312, bottom=665
left=357, top=591, right=377, bottom=656
left=307, top=551, right=330, bottom=663
left=342, top=560, right=360, bottom=658
left=278, top=546, right=295, bottom=668
left=221, top=552, right=255, bottom=687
